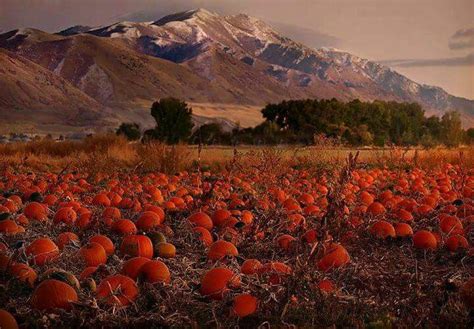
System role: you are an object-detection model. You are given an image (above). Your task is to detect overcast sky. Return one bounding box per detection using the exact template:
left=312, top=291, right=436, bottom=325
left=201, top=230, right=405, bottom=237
left=1, top=0, right=473, bottom=99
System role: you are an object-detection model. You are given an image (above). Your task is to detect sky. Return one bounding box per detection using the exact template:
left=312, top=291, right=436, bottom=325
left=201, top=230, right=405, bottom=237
left=1, top=0, right=473, bottom=99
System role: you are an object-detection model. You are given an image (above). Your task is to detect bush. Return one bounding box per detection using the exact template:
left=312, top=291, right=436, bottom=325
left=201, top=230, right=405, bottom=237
left=116, top=123, right=141, bottom=141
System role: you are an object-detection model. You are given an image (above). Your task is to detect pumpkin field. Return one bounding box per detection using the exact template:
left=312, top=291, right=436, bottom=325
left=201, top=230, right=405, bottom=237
left=0, top=139, right=473, bottom=328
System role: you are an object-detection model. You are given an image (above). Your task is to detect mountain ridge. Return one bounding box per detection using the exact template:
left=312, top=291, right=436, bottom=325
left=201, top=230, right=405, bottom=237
left=0, top=8, right=472, bottom=132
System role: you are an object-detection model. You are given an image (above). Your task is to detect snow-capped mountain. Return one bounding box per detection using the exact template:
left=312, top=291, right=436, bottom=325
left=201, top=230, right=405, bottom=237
left=0, top=8, right=473, bottom=132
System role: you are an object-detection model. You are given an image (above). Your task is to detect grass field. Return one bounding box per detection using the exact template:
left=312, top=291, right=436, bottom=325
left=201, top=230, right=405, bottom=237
left=0, top=136, right=473, bottom=328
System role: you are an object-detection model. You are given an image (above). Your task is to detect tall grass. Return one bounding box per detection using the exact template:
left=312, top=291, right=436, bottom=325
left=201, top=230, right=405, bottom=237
left=0, top=134, right=471, bottom=174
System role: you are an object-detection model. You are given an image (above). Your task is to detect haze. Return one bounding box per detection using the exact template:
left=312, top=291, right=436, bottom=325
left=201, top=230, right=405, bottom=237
left=1, top=0, right=473, bottom=99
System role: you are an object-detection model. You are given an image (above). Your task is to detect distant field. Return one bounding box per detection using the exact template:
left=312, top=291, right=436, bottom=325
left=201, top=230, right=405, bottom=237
left=0, top=135, right=472, bottom=173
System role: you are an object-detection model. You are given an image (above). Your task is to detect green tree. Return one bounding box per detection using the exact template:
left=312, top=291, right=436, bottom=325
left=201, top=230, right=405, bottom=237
left=466, top=128, right=474, bottom=144
left=190, top=123, right=230, bottom=145
left=116, top=122, right=141, bottom=141
left=440, top=111, right=463, bottom=147
left=149, top=98, right=194, bottom=144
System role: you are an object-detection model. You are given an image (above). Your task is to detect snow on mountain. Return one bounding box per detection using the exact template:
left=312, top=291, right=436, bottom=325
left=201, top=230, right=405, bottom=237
left=0, top=8, right=473, bottom=129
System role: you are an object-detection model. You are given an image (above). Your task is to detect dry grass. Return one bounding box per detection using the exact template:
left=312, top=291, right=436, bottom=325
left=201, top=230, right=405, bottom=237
left=0, top=135, right=472, bottom=175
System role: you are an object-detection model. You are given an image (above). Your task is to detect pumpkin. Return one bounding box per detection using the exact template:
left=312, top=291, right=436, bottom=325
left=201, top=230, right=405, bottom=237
left=394, top=223, right=413, bottom=237
left=200, top=267, right=240, bottom=300
left=9, top=263, right=37, bottom=287
left=370, top=220, right=396, bottom=239
left=366, top=202, right=386, bottom=216
left=208, top=240, right=238, bottom=261
left=317, top=279, right=335, bottom=293
left=445, top=235, right=469, bottom=252
left=192, top=227, right=213, bottom=247
left=56, top=232, right=79, bottom=250
left=112, top=219, right=137, bottom=235
left=258, top=262, right=292, bottom=285
left=23, top=202, right=47, bottom=221
left=0, top=220, right=19, bottom=235
left=31, top=279, right=78, bottom=310
left=241, top=259, right=263, bottom=275
left=41, top=269, right=80, bottom=290
left=413, top=230, right=438, bottom=250
left=139, top=260, right=171, bottom=284
left=188, top=212, right=213, bottom=230
left=121, top=257, right=150, bottom=280
left=25, top=238, right=59, bottom=266
left=78, top=242, right=107, bottom=267
left=317, top=243, right=350, bottom=272
left=0, top=309, right=19, bottom=329
left=136, top=211, right=162, bottom=231
left=120, top=235, right=153, bottom=259
left=277, top=234, right=296, bottom=250
left=232, top=294, right=258, bottom=317
left=53, top=207, right=77, bottom=225
left=89, top=235, right=115, bottom=256
left=212, top=209, right=232, bottom=227
left=96, top=275, right=138, bottom=306
left=156, top=242, right=176, bottom=259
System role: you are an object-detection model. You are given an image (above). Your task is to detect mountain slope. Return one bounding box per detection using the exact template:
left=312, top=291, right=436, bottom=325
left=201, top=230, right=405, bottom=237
left=0, top=48, right=117, bottom=133
left=80, top=9, right=474, bottom=126
left=0, top=8, right=472, bottom=131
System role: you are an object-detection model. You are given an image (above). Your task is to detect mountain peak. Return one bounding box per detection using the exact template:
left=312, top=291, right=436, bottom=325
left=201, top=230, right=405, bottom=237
left=153, top=8, right=217, bottom=26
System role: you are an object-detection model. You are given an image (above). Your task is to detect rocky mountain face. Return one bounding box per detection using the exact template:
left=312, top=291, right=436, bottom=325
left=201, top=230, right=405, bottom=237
left=0, top=8, right=472, bottom=132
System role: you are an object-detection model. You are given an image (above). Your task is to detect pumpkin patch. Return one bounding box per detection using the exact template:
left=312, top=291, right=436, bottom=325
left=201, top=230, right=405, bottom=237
left=0, top=155, right=472, bottom=327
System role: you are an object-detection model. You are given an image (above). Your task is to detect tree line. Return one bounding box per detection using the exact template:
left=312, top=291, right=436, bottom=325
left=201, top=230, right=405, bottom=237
left=117, top=97, right=474, bottom=147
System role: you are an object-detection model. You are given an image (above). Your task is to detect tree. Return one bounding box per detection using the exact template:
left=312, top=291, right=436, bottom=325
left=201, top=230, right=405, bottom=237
left=148, top=98, right=194, bottom=144
left=190, top=123, right=230, bottom=145
left=116, top=123, right=141, bottom=141
left=466, top=128, right=474, bottom=144
left=440, top=111, right=463, bottom=147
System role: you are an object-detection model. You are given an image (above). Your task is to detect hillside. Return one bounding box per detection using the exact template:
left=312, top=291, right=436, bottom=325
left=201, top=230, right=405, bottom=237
left=0, top=8, right=472, bottom=132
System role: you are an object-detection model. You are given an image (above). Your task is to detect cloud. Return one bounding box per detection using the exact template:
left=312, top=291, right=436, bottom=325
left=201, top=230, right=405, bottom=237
left=381, top=53, right=474, bottom=67
left=449, top=27, right=474, bottom=50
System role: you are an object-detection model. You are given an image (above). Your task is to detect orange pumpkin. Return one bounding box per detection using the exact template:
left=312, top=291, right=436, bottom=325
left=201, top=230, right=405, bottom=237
left=188, top=212, right=213, bottom=230
left=120, top=235, right=153, bottom=259
left=96, top=275, right=138, bottom=306
left=78, top=242, right=107, bottom=267
left=24, top=202, right=48, bottom=221
left=317, top=243, right=350, bottom=272
left=136, top=211, right=162, bottom=231
left=56, top=232, right=79, bottom=250
left=370, top=220, right=396, bottom=239
left=232, top=294, right=258, bottom=317
left=89, top=235, right=115, bottom=256
left=241, top=259, right=263, bottom=275
left=445, top=234, right=469, bottom=252
left=0, top=309, right=19, bottom=329
left=31, top=279, right=78, bottom=310
left=112, top=219, right=137, bottom=235
left=9, top=263, right=37, bottom=287
left=192, top=227, right=213, bottom=247
left=121, top=257, right=151, bottom=280
left=25, top=238, right=59, bottom=266
left=200, top=267, right=240, bottom=300
left=0, top=220, right=19, bottom=235
left=53, top=207, right=77, bottom=225
left=394, top=223, right=413, bottom=237
left=156, top=242, right=176, bottom=259
left=208, top=240, right=238, bottom=261
left=139, top=260, right=171, bottom=284
left=318, top=279, right=335, bottom=293
left=413, top=230, right=438, bottom=250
